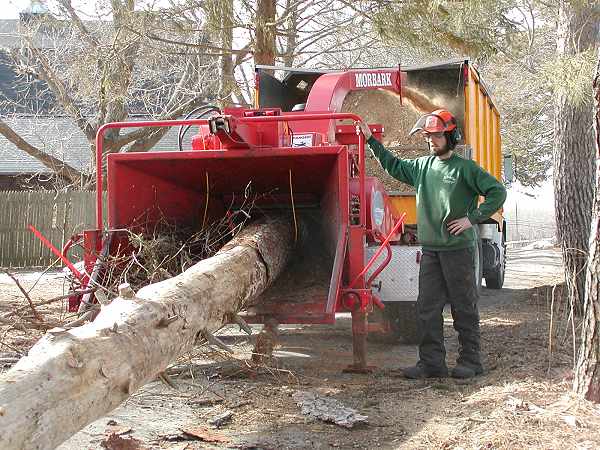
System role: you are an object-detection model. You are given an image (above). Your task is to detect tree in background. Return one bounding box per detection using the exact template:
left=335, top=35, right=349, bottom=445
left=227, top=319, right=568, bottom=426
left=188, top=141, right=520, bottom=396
left=482, top=2, right=557, bottom=188
left=156, top=0, right=376, bottom=103
left=574, top=50, right=600, bottom=403
left=0, top=0, right=216, bottom=186
left=0, top=1, right=379, bottom=185
left=552, top=0, right=598, bottom=308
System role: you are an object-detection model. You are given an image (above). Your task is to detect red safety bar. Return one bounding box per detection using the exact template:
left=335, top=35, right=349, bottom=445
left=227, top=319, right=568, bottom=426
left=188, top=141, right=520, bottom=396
left=349, top=212, right=406, bottom=289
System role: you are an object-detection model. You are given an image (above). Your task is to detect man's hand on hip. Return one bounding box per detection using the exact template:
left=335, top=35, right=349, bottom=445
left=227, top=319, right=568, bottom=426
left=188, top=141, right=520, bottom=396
left=447, top=217, right=473, bottom=235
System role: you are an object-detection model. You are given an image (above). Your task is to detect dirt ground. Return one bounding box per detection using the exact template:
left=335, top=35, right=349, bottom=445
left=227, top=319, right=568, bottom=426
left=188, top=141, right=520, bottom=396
left=2, top=247, right=600, bottom=450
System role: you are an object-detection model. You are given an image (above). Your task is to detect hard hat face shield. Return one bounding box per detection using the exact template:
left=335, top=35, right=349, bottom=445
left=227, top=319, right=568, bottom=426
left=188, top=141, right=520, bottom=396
left=409, top=114, right=447, bottom=136
left=409, top=110, right=458, bottom=136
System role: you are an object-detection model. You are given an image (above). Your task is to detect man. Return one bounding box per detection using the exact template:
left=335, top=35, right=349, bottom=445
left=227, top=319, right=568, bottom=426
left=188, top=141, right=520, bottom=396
left=356, top=109, right=507, bottom=379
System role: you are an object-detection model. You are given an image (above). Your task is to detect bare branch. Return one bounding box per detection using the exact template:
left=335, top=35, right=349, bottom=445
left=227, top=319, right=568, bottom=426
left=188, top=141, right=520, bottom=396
left=56, top=0, right=100, bottom=48
left=3, top=271, right=44, bottom=323
left=112, top=96, right=209, bottom=150
left=19, top=41, right=95, bottom=141
left=0, top=119, right=83, bottom=184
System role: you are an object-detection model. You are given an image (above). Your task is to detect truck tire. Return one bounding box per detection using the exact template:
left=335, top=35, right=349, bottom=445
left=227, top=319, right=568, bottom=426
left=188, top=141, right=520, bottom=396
left=485, top=253, right=505, bottom=289
left=395, top=301, right=419, bottom=345
left=367, top=302, right=419, bottom=345
left=367, top=304, right=399, bottom=344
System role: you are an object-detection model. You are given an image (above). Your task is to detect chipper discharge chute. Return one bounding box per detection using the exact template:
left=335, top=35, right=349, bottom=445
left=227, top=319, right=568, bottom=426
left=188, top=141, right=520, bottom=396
left=72, top=68, right=408, bottom=372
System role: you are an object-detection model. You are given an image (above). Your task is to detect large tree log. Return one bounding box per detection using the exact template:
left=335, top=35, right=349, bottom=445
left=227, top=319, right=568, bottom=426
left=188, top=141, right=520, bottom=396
left=0, top=218, right=294, bottom=450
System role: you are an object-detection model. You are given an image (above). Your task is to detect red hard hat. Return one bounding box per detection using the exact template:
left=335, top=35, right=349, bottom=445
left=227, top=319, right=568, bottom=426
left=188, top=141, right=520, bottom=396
left=409, top=109, right=457, bottom=135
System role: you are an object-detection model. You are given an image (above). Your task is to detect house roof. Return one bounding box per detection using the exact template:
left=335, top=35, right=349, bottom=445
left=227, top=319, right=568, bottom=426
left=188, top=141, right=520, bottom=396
left=0, top=19, right=65, bottom=50
left=0, top=116, right=194, bottom=175
left=0, top=20, right=22, bottom=49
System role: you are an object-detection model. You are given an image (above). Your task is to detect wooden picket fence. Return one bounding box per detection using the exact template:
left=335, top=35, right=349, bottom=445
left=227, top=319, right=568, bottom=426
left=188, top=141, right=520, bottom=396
left=0, top=190, right=103, bottom=268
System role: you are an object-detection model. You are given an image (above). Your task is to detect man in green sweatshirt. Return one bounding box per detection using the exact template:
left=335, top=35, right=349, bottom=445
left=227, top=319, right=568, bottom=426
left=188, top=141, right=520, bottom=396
left=357, top=109, right=506, bottom=379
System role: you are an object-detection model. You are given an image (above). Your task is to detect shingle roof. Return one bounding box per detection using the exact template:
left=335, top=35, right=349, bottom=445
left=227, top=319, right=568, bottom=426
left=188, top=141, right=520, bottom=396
left=0, top=19, right=63, bottom=49
left=0, top=115, right=197, bottom=175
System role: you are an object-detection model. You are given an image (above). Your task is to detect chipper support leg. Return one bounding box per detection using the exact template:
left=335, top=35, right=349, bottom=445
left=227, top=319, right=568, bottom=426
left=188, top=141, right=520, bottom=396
left=344, top=310, right=375, bottom=373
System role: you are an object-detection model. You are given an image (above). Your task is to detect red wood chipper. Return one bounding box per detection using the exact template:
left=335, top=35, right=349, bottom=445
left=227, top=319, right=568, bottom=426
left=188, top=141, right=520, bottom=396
left=64, top=68, right=409, bottom=372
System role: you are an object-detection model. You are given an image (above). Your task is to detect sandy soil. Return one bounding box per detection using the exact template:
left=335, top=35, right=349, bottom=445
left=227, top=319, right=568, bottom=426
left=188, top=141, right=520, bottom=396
left=4, top=247, right=597, bottom=450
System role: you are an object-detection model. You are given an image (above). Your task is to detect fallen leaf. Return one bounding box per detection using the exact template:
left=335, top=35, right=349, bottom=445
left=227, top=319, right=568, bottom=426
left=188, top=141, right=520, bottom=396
left=181, top=425, right=230, bottom=443
left=100, top=433, right=146, bottom=450
left=208, top=410, right=233, bottom=428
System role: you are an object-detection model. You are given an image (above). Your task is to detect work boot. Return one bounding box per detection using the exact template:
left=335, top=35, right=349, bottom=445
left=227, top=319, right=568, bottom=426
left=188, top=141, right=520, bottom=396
left=451, top=363, right=483, bottom=379
left=402, top=362, right=448, bottom=379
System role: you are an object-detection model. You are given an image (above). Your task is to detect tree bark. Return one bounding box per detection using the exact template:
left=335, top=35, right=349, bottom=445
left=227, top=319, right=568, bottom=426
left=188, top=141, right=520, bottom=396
left=553, top=1, right=598, bottom=307
left=255, top=0, right=277, bottom=67
left=0, top=218, right=293, bottom=450
left=574, top=53, right=600, bottom=402
left=204, top=0, right=237, bottom=106
left=281, top=0, right=298, bottom=67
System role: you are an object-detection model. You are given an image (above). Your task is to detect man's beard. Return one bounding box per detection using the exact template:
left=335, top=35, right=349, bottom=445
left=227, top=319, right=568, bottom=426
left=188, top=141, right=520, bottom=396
left=430, top=142, right=451, bottom=157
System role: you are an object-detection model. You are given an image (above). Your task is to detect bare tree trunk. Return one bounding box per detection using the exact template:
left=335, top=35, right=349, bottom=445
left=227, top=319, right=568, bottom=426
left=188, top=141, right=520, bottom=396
left=204, top=0, right=237, bottom=106
left=0, top=218, right=293, bottom=450
left=574, top=53, right=600, bottom=402
left=220, top=0, right=236, bottom=105
left=255, top=0, right=277, bottom=67
left=553, top=1, right=598, bottom=307
left=281, top=0, right=298, bottom=67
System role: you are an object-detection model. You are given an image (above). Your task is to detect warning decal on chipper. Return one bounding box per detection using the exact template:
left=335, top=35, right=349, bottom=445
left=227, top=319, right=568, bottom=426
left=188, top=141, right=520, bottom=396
left=292, top=133, right=314, bottom=147
left=354, top=72, right=393, bottom=88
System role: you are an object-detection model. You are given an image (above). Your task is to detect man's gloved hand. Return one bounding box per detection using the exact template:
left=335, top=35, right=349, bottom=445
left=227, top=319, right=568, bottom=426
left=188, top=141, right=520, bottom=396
left=354, top=121, right=372, bottom=140
left=447, top=217, right=473, bottom=235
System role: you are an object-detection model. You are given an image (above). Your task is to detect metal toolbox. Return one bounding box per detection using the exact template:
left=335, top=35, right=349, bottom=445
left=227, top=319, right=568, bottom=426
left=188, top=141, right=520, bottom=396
left=366, top=244, right=422, bottom=302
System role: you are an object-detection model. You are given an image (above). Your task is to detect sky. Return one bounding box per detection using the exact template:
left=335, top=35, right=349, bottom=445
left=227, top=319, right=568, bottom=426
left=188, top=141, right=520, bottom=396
left=4, top=0, right=34, bottom=18
left=2, top=1, right=174, bottom=19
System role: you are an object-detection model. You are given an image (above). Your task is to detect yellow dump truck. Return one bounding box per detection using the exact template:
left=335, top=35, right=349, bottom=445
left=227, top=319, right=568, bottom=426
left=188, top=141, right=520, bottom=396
left=256, top=59, right=510, bottom=343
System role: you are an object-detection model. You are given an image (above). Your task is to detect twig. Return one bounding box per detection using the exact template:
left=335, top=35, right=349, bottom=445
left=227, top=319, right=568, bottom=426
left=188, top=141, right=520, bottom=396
left=0, top=289, right=95, bottom=320
left=26, top=257, right=62, bottom=295
left=3, top=270, right=43, bottom=322
left=63, top=310, right=96, bottom=329
left=0, top=316, right=27, bottom=331
left=157, top=372, right=178, bottom=389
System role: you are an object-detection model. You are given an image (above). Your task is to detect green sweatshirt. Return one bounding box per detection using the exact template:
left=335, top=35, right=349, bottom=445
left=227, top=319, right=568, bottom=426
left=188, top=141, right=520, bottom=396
left=367, top=136, right=507, bottom=251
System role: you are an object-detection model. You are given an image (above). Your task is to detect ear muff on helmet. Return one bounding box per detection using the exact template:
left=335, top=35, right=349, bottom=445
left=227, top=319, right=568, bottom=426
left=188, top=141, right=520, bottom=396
left=445, top=127, right=462, bottom=150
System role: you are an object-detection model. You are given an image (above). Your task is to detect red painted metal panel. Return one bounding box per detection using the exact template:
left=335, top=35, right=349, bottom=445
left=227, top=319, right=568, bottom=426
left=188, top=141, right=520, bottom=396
left=90, top=112, right=407, bottom=328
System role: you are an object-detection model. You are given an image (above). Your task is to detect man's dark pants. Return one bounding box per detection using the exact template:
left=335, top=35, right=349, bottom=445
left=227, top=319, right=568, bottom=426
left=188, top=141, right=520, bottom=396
left=416, top=247, right=482, bottom=371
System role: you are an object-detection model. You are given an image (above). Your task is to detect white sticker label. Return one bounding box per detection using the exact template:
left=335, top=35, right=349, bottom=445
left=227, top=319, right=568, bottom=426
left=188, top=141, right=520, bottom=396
left=355, top=72, right=393, bottom=88
left=292, top=133, right=314, bottom=147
